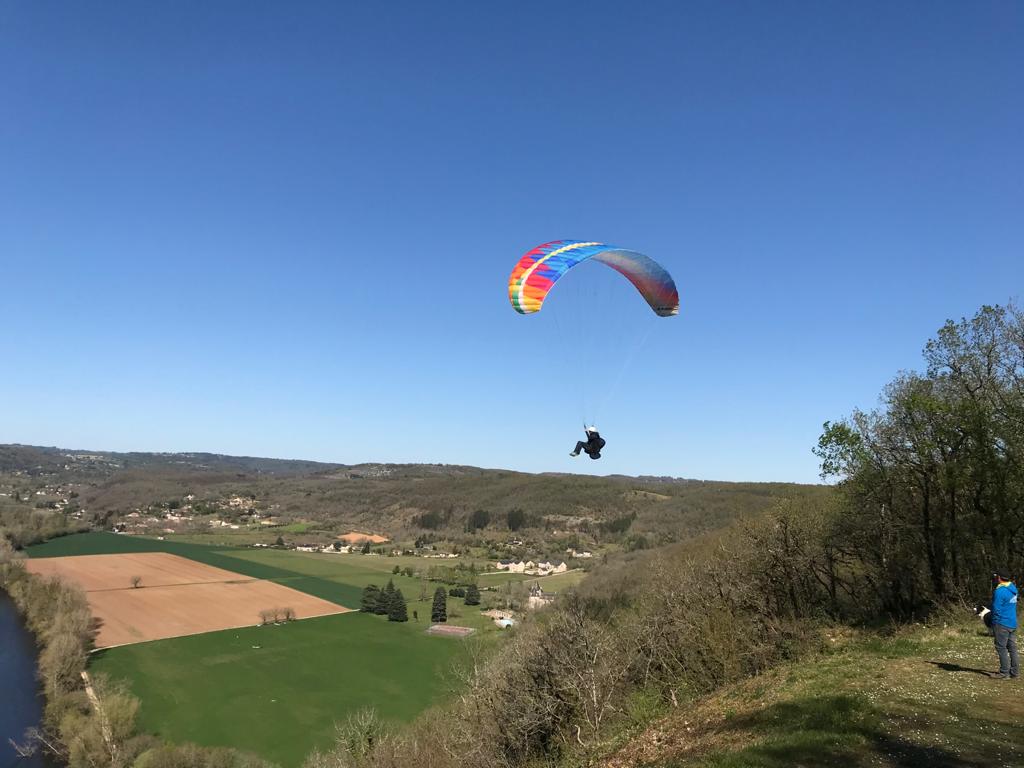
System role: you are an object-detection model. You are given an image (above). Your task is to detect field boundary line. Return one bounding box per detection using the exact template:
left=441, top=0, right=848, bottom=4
left=82, top=578, right=260, bottom=593
left=88, top=605, right=357, bottom=652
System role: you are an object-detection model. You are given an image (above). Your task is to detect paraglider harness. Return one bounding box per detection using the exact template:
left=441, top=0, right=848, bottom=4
left=577, top=427, right=606, bottom=460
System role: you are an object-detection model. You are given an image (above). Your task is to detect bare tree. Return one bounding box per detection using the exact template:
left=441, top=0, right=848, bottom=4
left=130, top=576, right=142, bottom=589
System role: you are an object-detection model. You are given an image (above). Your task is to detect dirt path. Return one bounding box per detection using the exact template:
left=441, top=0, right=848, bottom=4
left=80, top=671, right=113, bottom=751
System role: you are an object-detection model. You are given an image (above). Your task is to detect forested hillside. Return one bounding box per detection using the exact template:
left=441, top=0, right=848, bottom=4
left=0, top=444, right=823, bottom=548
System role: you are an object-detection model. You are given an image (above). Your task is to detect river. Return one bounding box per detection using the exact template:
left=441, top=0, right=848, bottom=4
left=0, top=591, right=59, bottom=768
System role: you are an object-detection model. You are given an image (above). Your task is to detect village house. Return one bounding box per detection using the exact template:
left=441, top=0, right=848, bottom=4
left=496, top=559, right=530, bottom=573
left=566, top=548, right=593, bottom=558
left=536, top=560, right=568, bottom=575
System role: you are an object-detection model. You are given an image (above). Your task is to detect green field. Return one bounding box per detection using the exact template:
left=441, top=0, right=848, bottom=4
left=31, top=533, right=508, bottom=765
left=90, top=612, right=473, bottom=767
left=477, top=568, right=587, bottom=592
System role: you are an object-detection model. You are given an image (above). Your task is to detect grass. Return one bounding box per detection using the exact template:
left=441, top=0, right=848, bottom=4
left=276, top=522, right=314, bottom=533
left=28, top=531, right=168, bottom=557
left=477, top=569, right=587, bottom=592
left=603, top=623, right=1024, bottom=768
left=89, top=612, right=475, bottom=768
left=33, top=534, right=509, bottom=766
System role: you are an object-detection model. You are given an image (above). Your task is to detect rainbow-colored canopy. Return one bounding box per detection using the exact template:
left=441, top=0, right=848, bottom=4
left=508, top=240, right=679, bottom=316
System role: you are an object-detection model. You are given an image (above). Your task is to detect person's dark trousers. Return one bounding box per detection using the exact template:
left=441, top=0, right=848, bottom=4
left=993, top=624, right=1020, bottom=678
left=573, top=442, right=587, bottom=454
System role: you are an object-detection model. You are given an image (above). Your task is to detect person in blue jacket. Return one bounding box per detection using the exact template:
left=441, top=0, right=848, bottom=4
left=989, top=567, right=1019, bottom=679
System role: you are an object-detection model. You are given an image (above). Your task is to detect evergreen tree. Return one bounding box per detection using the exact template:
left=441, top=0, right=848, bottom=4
left=361, top=540, right=371, bottom=554
left=464, top=584, right=481, bottom=606
left=387, top=589, right=408, bottom=622
left=506, top=508, right=527, bottom=531
left=360, top=584, right=380, bottom=613
left=374, top=580, right=394, bottom=615
left=431, top=587, right=447, bottom=623
left=466, top=508, right=491, bottom=532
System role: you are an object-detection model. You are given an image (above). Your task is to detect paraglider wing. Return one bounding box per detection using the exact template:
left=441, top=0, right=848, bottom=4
left=507, top=240, right=679, bottom=316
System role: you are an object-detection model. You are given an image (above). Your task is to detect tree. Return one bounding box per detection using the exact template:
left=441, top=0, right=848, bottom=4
left=332, top=541, right=342, bottom=551
left=507, top=508, right=527, bottom=531
left=415, top=514, right=444, bottom=532
left=815, top=303, right=1024, bottom=616
left=130, top=575, right=142, bottom=589
left=466, top=508, right=491, bottom=532
left=361, top=540, right=371, bottom=554
left=275, top=535, right=284, bottom=546
left=392, top=565, right=401, bottom=574
left=387, top=589, right=408, bottom=622
left=360, top=584, right=381, bottom=613
left=412, top=609, right=418, bottom=622
left=431, top=587, right=448, bottom=623
left=374, top=580, right=395, bottom=615
left=464, top=584, right=481, bottom=606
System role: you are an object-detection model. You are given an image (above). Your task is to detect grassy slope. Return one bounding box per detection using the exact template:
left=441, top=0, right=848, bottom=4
left=602, top=622, right=1024, bottom=768
left=89, top=612, right=470, bottom=768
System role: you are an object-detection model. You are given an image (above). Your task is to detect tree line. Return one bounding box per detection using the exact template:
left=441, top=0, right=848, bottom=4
left=360, top=580, right=409, bottom=622
left=359, top=581, right=480, bottom=624
left=815, top=303, right=1024, bottom=616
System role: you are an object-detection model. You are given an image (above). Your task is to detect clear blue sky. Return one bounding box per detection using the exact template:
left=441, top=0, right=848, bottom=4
left=2, top=2, right=1021, bottom=482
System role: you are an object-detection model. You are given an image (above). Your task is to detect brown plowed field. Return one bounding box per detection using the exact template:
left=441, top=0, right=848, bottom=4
left=26, top=553, right=349, bottom=648
left=25, top=552, right=249, bottom=591
left=337, top=532, right=389, bottom=544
